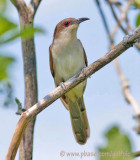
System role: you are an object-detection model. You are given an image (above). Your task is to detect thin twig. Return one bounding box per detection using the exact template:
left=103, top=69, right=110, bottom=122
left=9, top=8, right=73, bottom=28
left=95, top=0, right=114, bottom=44
left=96, top=0, right=140, bottom=132
left=95, top=0, right=110, bottom=35
left=106, top=0, right=128, bottom=34
left=109, top=0, right=140, bottom=116
left=114, top=59, right=140, bottom=115
left=112, top=0, right=140, bottom=50
left=5, top=25, right=140, bottom=160
left=114, top=0, right=133, bottom=32
left=132, top=150, right=140, bottom=158
left=111, top=0, right=140, bottom=132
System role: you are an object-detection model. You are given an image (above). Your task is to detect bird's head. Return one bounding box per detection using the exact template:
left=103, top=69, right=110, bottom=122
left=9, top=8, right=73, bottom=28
left=53, top=18, right=89, bottom=41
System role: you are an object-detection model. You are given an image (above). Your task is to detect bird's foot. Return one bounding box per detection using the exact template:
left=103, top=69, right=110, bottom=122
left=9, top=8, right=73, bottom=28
left=60, top=82, right=66, bottom=91
left=81, top=66, right=87, bottom=78
left=123, top=35, right=133, bottom=48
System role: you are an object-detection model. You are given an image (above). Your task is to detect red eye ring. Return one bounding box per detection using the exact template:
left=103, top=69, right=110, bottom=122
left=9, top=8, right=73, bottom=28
left=63, top=21, right=70, bottom=27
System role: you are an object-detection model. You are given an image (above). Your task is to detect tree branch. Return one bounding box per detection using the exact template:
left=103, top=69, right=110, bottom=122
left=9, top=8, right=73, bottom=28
left=95, top=0, right=110, bottom=36
left=10, top=0, right=39, bottom=159
left=95, top=0, right=113, bottom=44
left=109, top=1, right=140, bottom=115
left=114, top=59, right=140, bottom=114
left=112, top=0, right=133, bottom=33
left=10, top=0, right=28, bottom=18
left=109, top=0, right=140, bottom=50
left=19, top=37, right=38, bottom=160
left=5, top=25, right=140, bottom=160
left=10, top=0, right=26, bottom=9
left=133, top=150, right=140, bottom=158
left=96, top=0, right=140, bottom=134
left=110, top=0, right=140, bottom=120
left=28, top=0, right=42, bottom=17
left=106, top=0, right=129, bottom=34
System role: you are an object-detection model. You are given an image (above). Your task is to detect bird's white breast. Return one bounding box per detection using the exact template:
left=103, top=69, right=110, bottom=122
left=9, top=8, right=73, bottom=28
left=52, top=38, right=86, bottom=81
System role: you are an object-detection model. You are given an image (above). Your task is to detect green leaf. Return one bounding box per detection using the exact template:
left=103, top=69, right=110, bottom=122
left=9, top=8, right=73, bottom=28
left=98, top=126, right=133, bottom=160
left=134, top=0, right=140, bottom=8
left=0, top=0, right=7, bottom=13
left=0, top=55, right=14, bottom=81
left=0, top=16, right=17, bottom=35
left=20, top=25, right=44, bottom=40
left=0, top=25, right=44, bottom=44
left=136, top=13, right=140, bottom=27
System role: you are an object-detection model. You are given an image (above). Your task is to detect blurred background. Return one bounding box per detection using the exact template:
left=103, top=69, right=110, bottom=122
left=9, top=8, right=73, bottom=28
left=0, top=0, right=140, bottom=159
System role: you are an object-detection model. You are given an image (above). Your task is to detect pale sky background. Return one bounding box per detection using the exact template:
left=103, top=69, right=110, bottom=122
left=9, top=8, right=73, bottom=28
left=0, top=0, right=140, bottom=160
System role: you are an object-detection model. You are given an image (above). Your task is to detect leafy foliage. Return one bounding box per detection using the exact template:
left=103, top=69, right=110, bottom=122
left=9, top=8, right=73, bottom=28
left=0, top=82, right=14, bottom=107
left=0, top=0, right=43, bottom=107
left=98, top=126, right=134, bottom=160
left=136, top=13, right=140, bottom=28
left=20, top=26, right=43, bottom=40
left=0, top=0, right=7, bottom=13
left=0, top=0, right=43, bottom=44
left=0, top=25, right=44, bottom=44
left=134, top=0, right=140, bottom=8
left=0, top=55, right=14, bottom=81
left=0, top=16, right=17, bottom=35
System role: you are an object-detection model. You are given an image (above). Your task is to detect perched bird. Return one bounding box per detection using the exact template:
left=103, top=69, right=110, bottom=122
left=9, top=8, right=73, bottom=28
left=49, top=18, right=90, bottom=144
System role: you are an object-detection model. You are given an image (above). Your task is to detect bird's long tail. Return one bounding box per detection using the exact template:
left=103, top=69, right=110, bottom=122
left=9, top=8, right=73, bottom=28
left=68, top=96, right=90, bottom=144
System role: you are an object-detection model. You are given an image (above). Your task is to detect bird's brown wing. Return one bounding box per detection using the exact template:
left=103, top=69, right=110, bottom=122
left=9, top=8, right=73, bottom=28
left=78, top=39, right=88, bottom=66
left=83, top=47, right=88, bottom=66
left=78, top=39, right=88, bottom=93
left=49, top=45, right=55, bottom=77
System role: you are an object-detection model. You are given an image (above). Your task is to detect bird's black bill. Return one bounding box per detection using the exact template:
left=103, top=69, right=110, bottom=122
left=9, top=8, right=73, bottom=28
left=76, top=17, right=90, bottom=24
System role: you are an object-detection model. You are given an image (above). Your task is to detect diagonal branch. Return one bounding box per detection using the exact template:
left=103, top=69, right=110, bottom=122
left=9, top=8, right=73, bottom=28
left=5, top=25, right=140, bottom=160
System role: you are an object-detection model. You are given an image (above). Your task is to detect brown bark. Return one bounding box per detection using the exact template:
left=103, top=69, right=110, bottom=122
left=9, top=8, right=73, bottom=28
left=19, top=36, right=37, bottom=160
left=10, top=0, right=41, bottom=159
left=5, top=25, right=140, bottom=160
left=19, top=15, right=38, bottom=160
left=18, top=6, right=38, bottom=159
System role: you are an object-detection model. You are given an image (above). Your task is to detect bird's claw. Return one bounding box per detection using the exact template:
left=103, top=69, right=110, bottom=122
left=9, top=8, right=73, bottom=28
left=60, top=82, right=66, bottom=91
left=81, top=67, right=87, bottom=78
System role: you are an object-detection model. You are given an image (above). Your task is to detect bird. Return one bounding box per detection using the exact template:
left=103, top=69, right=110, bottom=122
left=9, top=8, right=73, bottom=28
left=49, top=18, right=90, bottom=145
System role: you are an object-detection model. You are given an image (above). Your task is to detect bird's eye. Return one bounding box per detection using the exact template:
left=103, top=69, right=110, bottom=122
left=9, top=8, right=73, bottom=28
left=63, top=21, right=70, bottom=27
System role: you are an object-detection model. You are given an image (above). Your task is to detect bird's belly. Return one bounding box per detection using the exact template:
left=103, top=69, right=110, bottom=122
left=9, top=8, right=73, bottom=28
left=54, top=51, right=86, bottom=102
left=52, top=41, right=87, bottom=102
left=54, top=50, right=85, bottom=81
left=66, top=80, right=86, bottom=102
